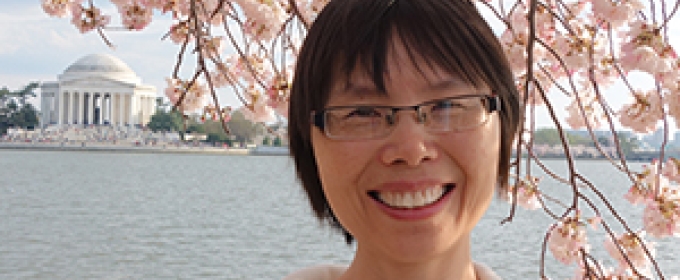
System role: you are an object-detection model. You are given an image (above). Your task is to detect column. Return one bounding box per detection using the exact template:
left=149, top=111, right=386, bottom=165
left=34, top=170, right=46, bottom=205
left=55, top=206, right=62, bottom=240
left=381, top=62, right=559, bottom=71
left=119, top=93, right=125, bottom=126
left=78, top=93, right=84, bottom=125
left=40, top=92, right=47, bottom=127
left=111, top=94, right=117, bottom=126
left=101, top=94, right=106, bottom=125
left=98, top=94, right=103, bottom=125
left=89, top=93, right=95, bottom=126
left=141, top=96, right=147, bottom=125
left=66, top=91, right=73, bottom=125
left=129, top=94, right=136, bottom=126
left=104, top=94, right=110, bottom=125
left=58, top=91, right=63, bottom=125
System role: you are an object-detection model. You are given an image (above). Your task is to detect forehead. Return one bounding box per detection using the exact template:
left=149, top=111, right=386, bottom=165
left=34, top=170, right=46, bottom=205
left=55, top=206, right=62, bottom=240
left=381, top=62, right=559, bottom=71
left=332, top=29, right=489, bottom=92
left=329, top=39, right=481, bottom=99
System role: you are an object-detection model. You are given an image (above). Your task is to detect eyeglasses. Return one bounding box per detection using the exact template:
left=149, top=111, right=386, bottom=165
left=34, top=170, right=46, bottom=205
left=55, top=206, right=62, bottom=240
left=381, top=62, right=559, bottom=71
left=311, top=94, right=500, bottom=140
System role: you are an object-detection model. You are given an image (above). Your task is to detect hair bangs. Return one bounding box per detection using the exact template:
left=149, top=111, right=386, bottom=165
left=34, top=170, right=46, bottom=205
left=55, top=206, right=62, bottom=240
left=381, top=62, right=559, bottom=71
left=336, top=0, right=491, bottom=95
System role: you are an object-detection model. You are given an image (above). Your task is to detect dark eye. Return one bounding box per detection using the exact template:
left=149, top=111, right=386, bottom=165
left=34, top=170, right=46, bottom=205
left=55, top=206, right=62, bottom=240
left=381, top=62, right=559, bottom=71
left=346, top=107, right=382, bottom=118
left=432, top=100, right=465, bottom=111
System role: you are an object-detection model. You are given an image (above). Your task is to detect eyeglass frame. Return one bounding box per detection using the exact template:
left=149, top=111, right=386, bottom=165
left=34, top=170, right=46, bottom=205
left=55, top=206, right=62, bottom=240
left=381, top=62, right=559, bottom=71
left=310, top=94, right=500, bottom=140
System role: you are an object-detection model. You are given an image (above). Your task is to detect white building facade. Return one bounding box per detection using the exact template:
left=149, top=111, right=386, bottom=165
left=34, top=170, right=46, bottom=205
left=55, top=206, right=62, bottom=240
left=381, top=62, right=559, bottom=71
left=40, top=53, right=157, bottom=128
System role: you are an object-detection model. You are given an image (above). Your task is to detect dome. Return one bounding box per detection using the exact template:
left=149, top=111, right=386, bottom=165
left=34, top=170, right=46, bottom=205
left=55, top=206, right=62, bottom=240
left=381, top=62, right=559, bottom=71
left=59, top=53, right=141, bottom=85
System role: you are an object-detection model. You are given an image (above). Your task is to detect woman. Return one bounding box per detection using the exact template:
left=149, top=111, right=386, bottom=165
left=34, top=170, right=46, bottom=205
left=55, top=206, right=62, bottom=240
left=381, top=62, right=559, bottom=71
left=286, top=0, right=521, bottom=279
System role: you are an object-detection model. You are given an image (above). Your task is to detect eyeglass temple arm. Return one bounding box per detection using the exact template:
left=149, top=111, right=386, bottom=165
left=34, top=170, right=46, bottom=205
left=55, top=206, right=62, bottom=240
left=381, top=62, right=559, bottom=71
left=487, top=95, right=500, bottom=112
left=311, top=111, right=325, bottom=130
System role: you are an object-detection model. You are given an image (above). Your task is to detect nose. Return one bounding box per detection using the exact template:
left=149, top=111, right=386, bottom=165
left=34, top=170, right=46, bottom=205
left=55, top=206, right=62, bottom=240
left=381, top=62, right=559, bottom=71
left=380, top=112, right=438, bottom=166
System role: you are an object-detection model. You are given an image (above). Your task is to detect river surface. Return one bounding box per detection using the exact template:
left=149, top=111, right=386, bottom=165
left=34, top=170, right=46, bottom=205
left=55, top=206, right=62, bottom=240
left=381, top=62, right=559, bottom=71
left=1, top=150, right=678, bottom=279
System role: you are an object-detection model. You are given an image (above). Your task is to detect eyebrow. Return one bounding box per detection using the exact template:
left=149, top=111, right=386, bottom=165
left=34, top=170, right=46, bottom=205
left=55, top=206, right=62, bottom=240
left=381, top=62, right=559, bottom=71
left=426, top=79, right=472, bottom=91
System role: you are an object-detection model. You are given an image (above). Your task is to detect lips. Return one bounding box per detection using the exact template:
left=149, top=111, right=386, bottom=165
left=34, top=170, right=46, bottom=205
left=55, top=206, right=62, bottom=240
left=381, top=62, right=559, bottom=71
left=368, top=184, right=455, bottom=209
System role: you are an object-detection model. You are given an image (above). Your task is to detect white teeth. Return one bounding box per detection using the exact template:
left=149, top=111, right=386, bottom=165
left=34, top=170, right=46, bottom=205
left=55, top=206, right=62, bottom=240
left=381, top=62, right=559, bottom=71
left=377, top=186, right=447, bottom=209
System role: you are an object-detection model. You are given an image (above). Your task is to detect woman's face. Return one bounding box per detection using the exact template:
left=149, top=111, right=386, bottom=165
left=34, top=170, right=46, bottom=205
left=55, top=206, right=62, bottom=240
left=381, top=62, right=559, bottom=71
left=310, top=42, right=501, bottom=262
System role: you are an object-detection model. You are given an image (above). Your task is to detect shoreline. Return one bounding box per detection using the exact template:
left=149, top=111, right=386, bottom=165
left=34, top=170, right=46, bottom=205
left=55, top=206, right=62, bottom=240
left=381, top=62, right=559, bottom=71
left=0, top=142, right=253, bottom=156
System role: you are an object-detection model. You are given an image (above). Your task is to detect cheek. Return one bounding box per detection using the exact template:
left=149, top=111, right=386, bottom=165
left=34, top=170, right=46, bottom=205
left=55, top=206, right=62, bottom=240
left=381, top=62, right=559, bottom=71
left=451, top=118, right=501, bottom=205
left=311, top=131, right=372, bottom=192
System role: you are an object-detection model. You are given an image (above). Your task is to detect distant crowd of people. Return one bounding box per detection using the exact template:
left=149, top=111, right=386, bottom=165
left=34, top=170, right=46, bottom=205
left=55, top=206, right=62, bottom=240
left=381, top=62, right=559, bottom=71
left=1, top=125, right=183, bottom=147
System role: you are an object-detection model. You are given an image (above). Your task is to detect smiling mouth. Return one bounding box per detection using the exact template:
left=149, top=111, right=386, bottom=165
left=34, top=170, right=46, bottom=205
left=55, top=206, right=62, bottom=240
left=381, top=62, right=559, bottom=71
left=368, top=184, right=455, bottom=209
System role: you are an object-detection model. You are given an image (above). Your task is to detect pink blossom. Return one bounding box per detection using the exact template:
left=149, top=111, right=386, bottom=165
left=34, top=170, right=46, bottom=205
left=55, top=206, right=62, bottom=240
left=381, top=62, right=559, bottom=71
left=620, top=46, right=663, bottom=75
left=572, top=258, right=617, bottom=279
left=642, top=182, right=680, bottom=238
left=604, top=231, right=655, bottom=272
left=266, top=82, right=290, bottom=119
left=592, top=0, right=644, bottom=28
left=165, top=78, right=207, bottom=112
left=505, top=176, right=541, bottom=210
left=70, top=4, right=111, bottom=33
left=236, top=0, right=287, bottom=41
left=667, top=91, right=680, bottom=128
left=548, top=217, right=589, bottom=265
left=504, top=41, right=527, bottom=74
left=643, top=201, right=679, bottom=238
left=565, top=88, right=605, bottom=129
left=625, top=184, right=649, bottom=205
left=202, top=105, right=231, bottom=123
left=200, top=36, right=224, bottom=60
left=168, top=21, right=192, bottom=44
left=118, top=2, right=153, bottom=30
left=618, top=91, right=663, bottom=133
left=662, top=158, right=680, bottom=183
left=42, top=0, right=81, bottom=18
left=239, top=102, right=275, bottom=123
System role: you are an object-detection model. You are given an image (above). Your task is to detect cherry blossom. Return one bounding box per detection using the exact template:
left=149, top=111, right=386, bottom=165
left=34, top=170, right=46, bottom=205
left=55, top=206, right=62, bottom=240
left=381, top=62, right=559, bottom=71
left=665, top=84, right=680, bottom=127
left=565, top=87, right=606, bottom=129
left=618, top=90, right=663, bottom=133
left=70, top=3, right=111, bottom=33
left=239, top=86, right=276, bottom=123
left=662, top=158, right=680, bottom=183
left=626, top=183, right=649, bottom=205
left=643, top=188, right=680, bottom=238
left=548, top=216, right=590, bottom=265
left=117, top=2, right=153, bottom=30
left=591, top=0, right=644, bottom=28
left=237, top=0, right=287, bottom=41
left=505, top=176, right=541, bottom=210
left=604, top=231, right=655, bottom=273
left=165, top=78, right=207, bottom=112
left=42, top=0, right=81, bottom=18
left=168, top=21, right=192, bottom=44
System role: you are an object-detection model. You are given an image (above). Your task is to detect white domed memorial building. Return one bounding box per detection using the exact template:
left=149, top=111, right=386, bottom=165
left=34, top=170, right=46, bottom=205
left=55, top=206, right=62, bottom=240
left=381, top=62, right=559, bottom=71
left=40, top=54, right=157, bottom=128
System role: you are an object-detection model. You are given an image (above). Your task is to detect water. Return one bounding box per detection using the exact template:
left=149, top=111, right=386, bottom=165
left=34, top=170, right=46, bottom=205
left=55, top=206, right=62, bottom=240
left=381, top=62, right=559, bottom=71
left=0, top=150, right=678, bottom=279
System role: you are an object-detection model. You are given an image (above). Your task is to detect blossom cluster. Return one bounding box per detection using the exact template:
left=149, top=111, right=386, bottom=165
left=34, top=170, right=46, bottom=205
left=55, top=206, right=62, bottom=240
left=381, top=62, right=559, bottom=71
left=627, top=158, right=680, bottom=238
left=495, top=0, right=679, bottom=134
left=504, top=175, right=542, bottom=210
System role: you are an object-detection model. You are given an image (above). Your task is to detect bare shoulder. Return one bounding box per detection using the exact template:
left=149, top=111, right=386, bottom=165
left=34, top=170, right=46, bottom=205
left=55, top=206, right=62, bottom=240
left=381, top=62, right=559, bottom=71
left=474, top=263, right=502, bottom=280
left=282, top=264, right=347, bottom=280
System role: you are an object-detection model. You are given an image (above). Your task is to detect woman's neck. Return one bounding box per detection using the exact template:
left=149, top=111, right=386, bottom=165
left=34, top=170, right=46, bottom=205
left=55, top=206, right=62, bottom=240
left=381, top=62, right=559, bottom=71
left=338, top=235, right=477, bottom=280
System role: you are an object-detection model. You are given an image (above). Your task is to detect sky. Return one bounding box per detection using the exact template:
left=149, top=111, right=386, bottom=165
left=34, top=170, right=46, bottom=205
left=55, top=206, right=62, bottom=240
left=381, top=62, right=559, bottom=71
left=0, top=0, right=236, bottom=106
left=1, top=1, right=678, bottom=131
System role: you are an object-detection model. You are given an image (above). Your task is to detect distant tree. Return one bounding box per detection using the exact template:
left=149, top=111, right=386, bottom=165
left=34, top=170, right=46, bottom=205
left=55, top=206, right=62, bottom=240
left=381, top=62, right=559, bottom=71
left=0, top=83, right=40, bottom=135
left=10, top=103, right=40, bottom=129
left=227, top=110, right=263, bottom=145
left=532, top=128, right=592, bottom=146
left=596, top=136, right=613, bottom=147
left=617, top=132, right=640, bottom=155
left=146, top=109, right=183, bottom=132
left=272, top=136, right=282, bottom=147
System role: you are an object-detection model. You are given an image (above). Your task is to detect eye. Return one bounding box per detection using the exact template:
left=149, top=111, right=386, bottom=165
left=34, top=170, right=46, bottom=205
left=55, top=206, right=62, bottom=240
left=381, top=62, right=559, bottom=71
left=345, top=107, right=383, bottom=118
left=431, top=99, right=466, bottom=111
